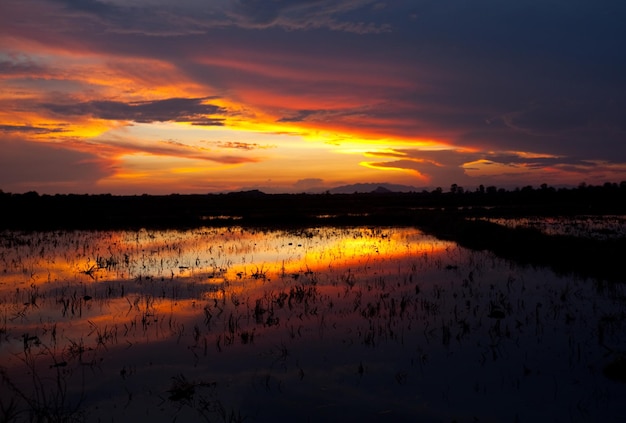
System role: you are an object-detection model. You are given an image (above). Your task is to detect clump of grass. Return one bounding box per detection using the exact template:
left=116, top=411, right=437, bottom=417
left=603, top=354, right=626, bottom=382
left=166, top=374, right=244, bottom=422
left=167, top=374, right=197, bottom=402
left=0, top=344, right=86, bottom=423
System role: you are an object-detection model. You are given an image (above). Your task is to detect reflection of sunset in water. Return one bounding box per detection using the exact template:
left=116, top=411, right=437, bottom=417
left=0, top=227, right=450, bottom=356
left=1, top=227, right=625, bottom=422
left=0, top=227, right=451, bottom=293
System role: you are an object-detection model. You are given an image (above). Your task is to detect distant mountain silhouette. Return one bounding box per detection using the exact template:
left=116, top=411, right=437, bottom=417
left=233, top=182, right=421, bottom=194
left=327, top=183, right=419, bottom=194
left=226, top=189, right=266, bottom=197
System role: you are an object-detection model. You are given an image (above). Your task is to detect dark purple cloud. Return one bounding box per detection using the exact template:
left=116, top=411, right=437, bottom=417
left=42, top=0, right=390, bottom=35
left=39, top=97, right=226, bottom=124
left=224, top=0, right=391, bottom=33
left=0, top=58, right=50, bottom=77
left=0, top=124, right=68, bottom=134
left=0, top=137, right=112, bottom=193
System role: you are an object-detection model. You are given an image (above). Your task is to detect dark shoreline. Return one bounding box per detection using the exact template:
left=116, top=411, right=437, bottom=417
left=2, top=183, right=626, bottom=230
left=1, top=185, right=626, bottom=283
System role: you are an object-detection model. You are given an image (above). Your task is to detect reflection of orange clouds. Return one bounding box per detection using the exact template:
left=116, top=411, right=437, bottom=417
left=0, top=228, right=458, bottom=367
left=217, top=228, right=454, bottom=278
left=0, top=229, right=455, bottom=296
left=1, top=258, right=105, bottom=293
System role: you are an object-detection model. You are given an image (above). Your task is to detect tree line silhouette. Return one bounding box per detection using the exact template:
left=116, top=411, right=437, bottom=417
left=1, top=181, right=625, bottom=230
left=1, top=182, right=625, bottom=282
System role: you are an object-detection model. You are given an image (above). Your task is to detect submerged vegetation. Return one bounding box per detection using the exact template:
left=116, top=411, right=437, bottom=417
left=2, top=182, right=624, bottom=282
left=0, top=183, right=625, bottom=421
left=0, top=227, right=625, bottom=422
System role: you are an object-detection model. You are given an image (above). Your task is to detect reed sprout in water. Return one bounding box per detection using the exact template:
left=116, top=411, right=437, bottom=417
left=0, top=226, right=625, bottom=422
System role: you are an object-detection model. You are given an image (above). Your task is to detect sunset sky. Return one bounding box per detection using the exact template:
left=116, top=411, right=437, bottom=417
left=1, top=0, right=625, bottom=194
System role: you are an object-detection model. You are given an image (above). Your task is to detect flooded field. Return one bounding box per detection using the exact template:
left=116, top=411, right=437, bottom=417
left=1, top=226, right=625, bottom=422
left=478, top=215, right=626, bottom=240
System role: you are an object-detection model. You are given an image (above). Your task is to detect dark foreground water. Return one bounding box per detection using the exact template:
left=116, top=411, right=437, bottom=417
left=1, top=227, right=625, bottom=422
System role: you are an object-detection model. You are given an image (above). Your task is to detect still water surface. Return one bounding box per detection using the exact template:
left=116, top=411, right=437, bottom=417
left=1, top=227, right=625, bottom=422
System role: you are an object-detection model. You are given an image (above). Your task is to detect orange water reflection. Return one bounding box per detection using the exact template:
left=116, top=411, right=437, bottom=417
left=0, top=227, right=450, bottom=292
left=2, top=227, right=623, bottom=422
left=0, top=227, right=453, bottom=366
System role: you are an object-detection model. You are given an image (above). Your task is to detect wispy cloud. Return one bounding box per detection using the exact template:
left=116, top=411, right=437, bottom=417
left=33, top=0, right=391, bottom=36
left=225, top=0, right=391, bottom=33
left=92, top=137, right=262, bottom=165
left=0, top=136, right=111, bottom=192
left=362, top=148, right=620, bottom=187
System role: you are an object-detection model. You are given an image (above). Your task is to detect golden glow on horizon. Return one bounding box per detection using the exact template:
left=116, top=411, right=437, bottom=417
left=170, top=167, right=207, bottom=174
left=0, top=38, right=459, bottom=193
left=2, top=0, right=624, bottom=195
left=4, top=36, right=595, bottom=194
left=109, top=171, right=152, bottom=180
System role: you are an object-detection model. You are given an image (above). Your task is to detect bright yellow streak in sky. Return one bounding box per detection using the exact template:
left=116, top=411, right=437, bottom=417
left=0, top=42, right=455, bottom=193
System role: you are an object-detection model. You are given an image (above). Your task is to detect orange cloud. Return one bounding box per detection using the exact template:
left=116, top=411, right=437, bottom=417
left=2, top=0, right=625, bottom=194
